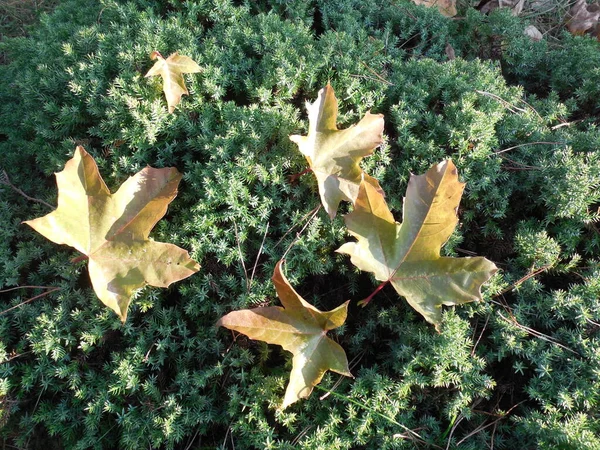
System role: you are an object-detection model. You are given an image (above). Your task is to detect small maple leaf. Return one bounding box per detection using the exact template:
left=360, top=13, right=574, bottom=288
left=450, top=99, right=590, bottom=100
left=144, top=51, right=201, bottom=113
left=337, top=160, right=497, bottom=331
left=217, top=260, right=352, bottom=409
left=290, top=84, right=385, bottom=219
left=24, top=146, right=200, bottom=322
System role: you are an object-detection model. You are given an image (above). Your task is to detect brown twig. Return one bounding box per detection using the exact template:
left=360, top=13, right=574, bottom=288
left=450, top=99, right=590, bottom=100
left=275, top=204, right=321, bottom=249
left=476, top=90, right=527, bottom=114
left=70, top=255, right=88, bottom=263
left=493, top=141, right=563, bottom=155
left=350, top=74, right=394, bottom=86
left=249, top=222, right=269, bottom=290
left=476, top=90, right=543, bottom=120
left=471, top=313, right=491, bottom=356
left=291, top=425, right=315, bottom=446
left=319, top=350, right=366, bottom=401
left=0, top=170, right=53, bottom=209
left=232, top=220, right=249, bottom=291
left=454, top=401, right=524, bottom=447
left=0, top=285, right=60, bottom=316
left=551, top=119, right=583, bottom=130
left=183, top=428, right=200, bottom=450
left=0, top=350, right=31, bottom=364
left=497, top=311, right=580, bottom=355
left=492, top=265, right=550, bottom=298
left=359, top=61, right=394, bottom=86
left=280, top=205, right=322, bottom=260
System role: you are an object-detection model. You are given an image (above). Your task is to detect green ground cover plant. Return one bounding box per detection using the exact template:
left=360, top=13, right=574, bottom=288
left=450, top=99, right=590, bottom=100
left=1, top=0, right=600, bottom=448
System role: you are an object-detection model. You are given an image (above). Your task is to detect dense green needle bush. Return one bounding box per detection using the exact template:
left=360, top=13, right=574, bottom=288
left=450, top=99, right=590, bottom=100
left=1, top=0, right=600, bottom=448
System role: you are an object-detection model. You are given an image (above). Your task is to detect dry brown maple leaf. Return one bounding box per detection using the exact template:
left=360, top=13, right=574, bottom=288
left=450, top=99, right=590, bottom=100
left=217, top=260, right=352, bottom=409
left=24, top=146, right=200, bottom=322
left=478, top=0, right=524, bottom=16
left=412, top=0, right=457, bottom=17
left=145, top=51, right=201, bottom=113
left=567, top=0, right=600, bottom=36
left=290, top=84, right=385, bottom=219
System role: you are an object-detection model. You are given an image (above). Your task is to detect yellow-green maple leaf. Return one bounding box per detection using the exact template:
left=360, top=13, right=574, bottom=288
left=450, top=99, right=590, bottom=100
left=337, top=160, right=497, bottom=331
left=24, top=146, right=200, bottom=322
left=217, top=260, right=352, bottom=409
left=145, top=51, right=201, bottom=113
left=290, top=84, right=385, bottom=218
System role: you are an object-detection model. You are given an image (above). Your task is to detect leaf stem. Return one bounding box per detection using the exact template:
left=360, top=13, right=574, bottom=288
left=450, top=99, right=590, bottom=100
left=70, top=255, right=89, bottom=263
left=288, top=167, right=312, bottom=184
left=358, top=280, right=389, bottom=307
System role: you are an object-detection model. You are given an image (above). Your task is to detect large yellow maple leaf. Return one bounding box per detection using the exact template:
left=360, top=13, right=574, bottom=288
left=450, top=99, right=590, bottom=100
left=24, top=146, right=200, bottom=322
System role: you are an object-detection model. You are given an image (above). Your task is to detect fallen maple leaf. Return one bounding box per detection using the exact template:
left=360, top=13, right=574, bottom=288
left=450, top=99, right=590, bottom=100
left=567, top=0, right=600, bottom=36
left=144, top=51, right=201, bottom=113
left=337, top=161, right=497, bottom=331
left=217, top=260, right=352, bottom=409
left=290, top=84, right=385, bottom=219
left=412, top=0, right=457, bottom=17
left=24, top=146, right=200, bottom=322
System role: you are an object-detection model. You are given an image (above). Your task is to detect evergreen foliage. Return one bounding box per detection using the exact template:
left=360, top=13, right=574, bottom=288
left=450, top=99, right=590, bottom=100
left=1, top=0, right=600, bottom=448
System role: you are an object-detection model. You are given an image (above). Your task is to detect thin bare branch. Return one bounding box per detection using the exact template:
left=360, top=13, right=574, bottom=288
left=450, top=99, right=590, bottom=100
left=0, top=170, right=53, bottom=209
left=454, top=402, right=524, bottom=447
left=0, top=286, right=60, bottom=316
left=313, top=385, right=438, bottom=448
left=353, top=61, right=394, bottom=86
left=497, top=311, right=580, bottom=355
left=275, top=204, right=321, bottom=248
left=493, top=141, right=563, bottom=155
left=445, top=414, right=466, bottom=450
left=493, top=265, right=550, bottom=298
left=249, top=222, right=269, bottom=289
left=476, top=90, right=542, bottom=120
left=0, top=350, right=32, bottom=364
left=280, top=205, right=322, bottom=260
left=472, top=313, right=491, bottom=356
left=476, top=90, right=527, bottom=114
left=551, top=119, right=583, bottom=130
left=291, top=425, right=314, bottom=446
left=232, top=220, right=249, bottom=291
